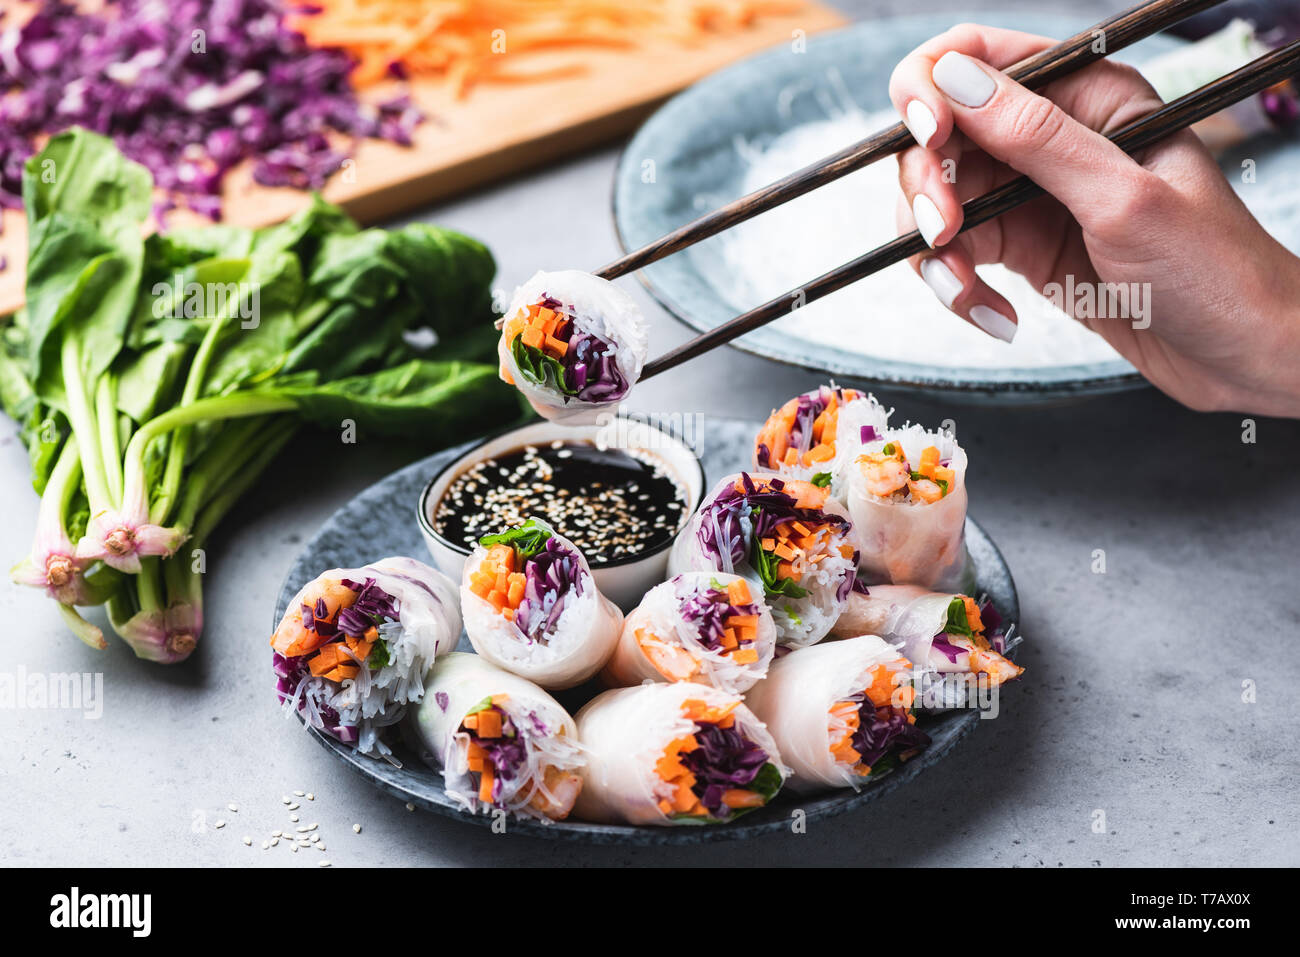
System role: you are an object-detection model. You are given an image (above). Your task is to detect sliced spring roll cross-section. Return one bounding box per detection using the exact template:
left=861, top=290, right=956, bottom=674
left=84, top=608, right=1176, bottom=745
left=845, top=424, right=971, bottom=591
left=414, top=653, right=585, bottom=822
left=754, top=384, right=889, bottom=493
left=832, top=585, right=1023, bottom=689
left=497, top=269, right=649, bottom=424
left=669, top=472, right=857, bottom=647
left=602, top=572, right=777, bottom=694
left=462, top=518, right=622, bottom=689
left=746, top=635, right=930, bottom=790
left=573, top=682, right=788, bottom=826
left=271, top=557, right=461, bottom=755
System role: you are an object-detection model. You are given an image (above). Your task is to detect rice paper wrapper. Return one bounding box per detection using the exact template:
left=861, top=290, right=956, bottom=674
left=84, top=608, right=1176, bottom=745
left=746, top=634, right=910, bottom=791
left=413, top=653, right=584, bottom=821
left=572, top=682, right=786, bottom=826
left=667, top=472, right=856, bottom=648
left=461, top=530, right=622, bottom=689
left=497, top=269, right=649, bottom=425
left=845, top=426, right=972, bottom=591
left=602, top=571, right=777, bottom=694
left=273, top=556, right=461, bottom=754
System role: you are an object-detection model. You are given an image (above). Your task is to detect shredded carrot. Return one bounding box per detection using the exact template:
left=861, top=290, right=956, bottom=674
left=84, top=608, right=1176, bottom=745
left=289, top=1, right=808, bottom=99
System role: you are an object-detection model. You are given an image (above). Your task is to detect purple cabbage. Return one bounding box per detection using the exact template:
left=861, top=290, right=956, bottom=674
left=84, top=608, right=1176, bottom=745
left=860, top=425, right=879, bottom=443
left=0, top=0, right=421, bottom=215
left=930, top=635, right=966, bottom=664
left=272, top=650, right=353, bottom=742
left=470, top=709, right=528, bottom=802
left=512, top=538, right=584, bottom=644
left=337, top=577, right=399, bottom=638
left=675, top=576, right=760, bottom=652
left=849, top=701, right=930, bottom=770
left=694, top=472, right=851, bottom=570
left=679, top=721, right=770, bottom=819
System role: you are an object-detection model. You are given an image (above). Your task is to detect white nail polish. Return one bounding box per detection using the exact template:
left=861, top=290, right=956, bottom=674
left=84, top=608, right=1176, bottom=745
left=970, top=304, right=1018, bottom=342
left=920, top=257, right=963, bottom=308
left=912, top=194, right=946, bottom=247
left=933, top=52, right=997, bottom=108
left=904, top=100, right=938, bottom=148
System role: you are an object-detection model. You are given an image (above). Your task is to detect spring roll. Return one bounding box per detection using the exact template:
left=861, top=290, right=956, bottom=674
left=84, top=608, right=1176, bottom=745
left=745, top=635, right=929, bottom=790
left=753, top=384, right=890, bottom=494
left=271, top=556, right=461, bottom=755
left=413, top=653, right=585, bottom=822
left=497, top=269, right=648, bottom=424
left=845, top=424, right=971, bottom=591
left=462, top=518, right=621, bottom=689
left=669, top=472, right=857, bottom=648
left=831, top=585, right=1023, bottom=687
left=602, top=572, right=777, bottom=694
left=573, top=682, right=787, bottom=826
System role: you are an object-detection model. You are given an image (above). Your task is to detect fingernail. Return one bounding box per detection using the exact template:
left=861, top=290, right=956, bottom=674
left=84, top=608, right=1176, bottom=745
left=920, top=257, right=963, bottom=308
left=933, top=52, right=997, bottom=108
left=912, top=194, right=946, bottom=247
left=904, top=99, right=938, bottom=148
left=970, top=304, right=1018, bottom=342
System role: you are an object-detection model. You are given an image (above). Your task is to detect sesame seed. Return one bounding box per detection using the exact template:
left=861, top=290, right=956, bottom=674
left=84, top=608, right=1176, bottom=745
left=289, top=814, right=300, bottom=823
left=227, top=803, right=239, bottom=812
left=294, top=790, right=305, bottom=797
left=242, top=836, right=252, bottom=846
left=319, top=860, right=330, bottom=868
left=405, top=803, right=415, bottom=811
left=353, top=823, right=362, bottom=834
left=214, top=820, right=225, bottom=829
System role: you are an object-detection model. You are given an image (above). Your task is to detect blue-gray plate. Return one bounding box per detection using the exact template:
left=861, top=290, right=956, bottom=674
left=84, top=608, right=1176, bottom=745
left=613, top=13, right=1299, bottom=403
left=273, top=417, right=1021, bottom=844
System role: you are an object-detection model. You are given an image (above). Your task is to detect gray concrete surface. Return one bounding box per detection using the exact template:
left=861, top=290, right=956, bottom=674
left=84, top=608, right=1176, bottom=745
left=2, top=0, right=1296, bottom=867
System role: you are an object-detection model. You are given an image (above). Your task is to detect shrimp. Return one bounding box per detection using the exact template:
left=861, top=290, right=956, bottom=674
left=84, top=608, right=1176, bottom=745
left=859, top=453, right=909, bottom=497
left=271, top=577, right=359, bottom=657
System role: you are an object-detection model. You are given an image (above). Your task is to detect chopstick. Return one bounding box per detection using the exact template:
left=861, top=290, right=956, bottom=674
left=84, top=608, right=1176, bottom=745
left=639, top=37, right=1300, bottom=381
left=596, top=0, right=1230, bottom=281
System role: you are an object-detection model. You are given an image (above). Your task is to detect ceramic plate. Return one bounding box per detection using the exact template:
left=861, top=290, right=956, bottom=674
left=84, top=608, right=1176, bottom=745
left=612, top=13, right=1298, bottom=403
left=273, top=416, right=1020, bottom=844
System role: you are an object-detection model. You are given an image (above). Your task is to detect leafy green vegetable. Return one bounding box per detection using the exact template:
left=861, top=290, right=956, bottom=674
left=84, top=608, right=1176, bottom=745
left=479, top=518, right=554, bottom=561
left=510, top=334, right=575, bottom=395
left=3, top=129, right=525, bottom=662
left=811, top=471, right=832, bottom=488
left=944, top=596, right=974, bottom=638
left=465, top=695, right=496, bottom=716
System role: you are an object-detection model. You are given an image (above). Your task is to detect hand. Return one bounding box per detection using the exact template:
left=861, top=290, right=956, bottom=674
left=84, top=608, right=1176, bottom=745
left=888, top=23, right=1300, bottom=416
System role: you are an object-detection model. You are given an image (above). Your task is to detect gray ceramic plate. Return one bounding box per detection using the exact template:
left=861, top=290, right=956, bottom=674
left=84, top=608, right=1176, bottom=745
left=274, top=416, right=1020, bottom=844
left=613, top=13, right=1300, bottom=403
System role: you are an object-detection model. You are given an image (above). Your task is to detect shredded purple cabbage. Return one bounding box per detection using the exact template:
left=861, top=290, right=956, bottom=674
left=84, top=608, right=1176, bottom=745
left=512, top=538, right=584, bottom=644
left=337, top=577, right=398, bottom=638
left=850, top=577, right=871, bottom=596
left=849, top=701, right=930, bottom=769
left=679, top=722, right=769, bottom=819
left=272, top=650, right=354, bottom=742
left=930, top=635, right=966, bottom=664
left=674, top=576, right=760, bottom=652
left=860, top=425, right=879, bottom=443
left=0, top=0, right=421, bottom=215
left=754, top=442, right=771, bottom=468
left=533, top=293, right=631, bottom=403
left=469, top=709, right=528, bottom=803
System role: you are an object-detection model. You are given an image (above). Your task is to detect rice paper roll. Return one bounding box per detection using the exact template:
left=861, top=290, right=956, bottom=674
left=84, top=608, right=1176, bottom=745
left=462, top=518, right=621, bottom=689
left=496, top=269, right=649, bottom=424
left=602, top=572, right=777, bottom=694
left=745, top=635, right=929, bottom=790
left=413, top=653, right=585, bottom=822
left=753, top=384, right=890, bottom=496
left=831, top=585, right=1023, bottom=687
left=573, top=682, right=787, bottom=826
left=271, top=556, right=461, bottom=755
left=845, top=424, right=972, bottom=591
left=668, top=472, right=857, bottom=648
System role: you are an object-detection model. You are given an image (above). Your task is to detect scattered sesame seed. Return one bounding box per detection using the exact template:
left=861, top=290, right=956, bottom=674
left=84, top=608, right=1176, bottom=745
left=319, top=860, right=330, bottom=868
left=294, top=790, right=306, bottom=797
left=242, top=836, right=251, bottom=846
left=287, top=803, right=299, bottom=810
left=317, top=844, right=326, bottom=852
left=282, top=796, right=292, bottom=804
left=405, top=802, right=415, bottom=811
left=292, top=845, right=299, bottom=853
left=289, top=814, right=300, bottom=823
left=227, top=803, right=239, bottom=812
left=353, top=823, right=362, bottom=834
left=270, top=837, right=279, bottom=847
left=306, top=793, right=315, bottom=801
left=261, top=841, right=269, bottom=850
left=310, top=834, right=320, bottom=843
left=296, top=826, right=309, bottom=833
left=214, top=820, right=226, bottom=829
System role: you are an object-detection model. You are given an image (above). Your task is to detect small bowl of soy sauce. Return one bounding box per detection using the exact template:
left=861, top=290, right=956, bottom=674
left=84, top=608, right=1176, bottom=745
left=417, top=417, right=706, bottom=609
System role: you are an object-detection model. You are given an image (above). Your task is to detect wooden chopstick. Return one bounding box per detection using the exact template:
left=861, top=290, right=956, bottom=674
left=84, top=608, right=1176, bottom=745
left=638, top=37, right=1300, bottom=381
left=596, top=0, right=1228, bottom=283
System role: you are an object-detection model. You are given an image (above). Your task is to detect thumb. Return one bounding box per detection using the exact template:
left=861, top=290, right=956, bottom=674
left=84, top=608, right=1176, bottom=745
left=929, top=51, right=1164, bottom=241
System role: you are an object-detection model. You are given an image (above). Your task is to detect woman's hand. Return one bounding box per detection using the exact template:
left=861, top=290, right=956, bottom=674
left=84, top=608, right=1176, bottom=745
left=889, top=23, right=1300, bottom=416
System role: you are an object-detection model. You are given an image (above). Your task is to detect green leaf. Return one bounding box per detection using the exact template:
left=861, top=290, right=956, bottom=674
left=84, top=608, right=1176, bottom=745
left=465, top=695, right=495, bottom=716
left=368, top=639, right=392, bottom=670
left=478, top=518, right=554, bottom=560
left=811, top=471, right=832, bottom=488
left=748, top=516, right=809, bottom=599
left=509, top=333, right=575, bottom=396
left=944, top=596, right=974, bottom=638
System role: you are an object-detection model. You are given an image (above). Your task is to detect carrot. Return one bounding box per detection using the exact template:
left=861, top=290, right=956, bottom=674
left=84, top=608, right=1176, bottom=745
left=726, top=579, right=752, bottom=605
left=476, top=709, right=503, bottom=738
left=731, top=648, right=759, bottom=665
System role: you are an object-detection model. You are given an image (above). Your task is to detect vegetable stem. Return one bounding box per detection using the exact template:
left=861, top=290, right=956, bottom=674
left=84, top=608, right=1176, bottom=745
left=96, top=375, right=124, bottom=505
left=60, top=337, right=111, bottom=512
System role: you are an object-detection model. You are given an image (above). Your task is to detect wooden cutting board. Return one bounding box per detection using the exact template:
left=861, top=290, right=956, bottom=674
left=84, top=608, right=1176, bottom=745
left=0, top=4, right=845, bottom=317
